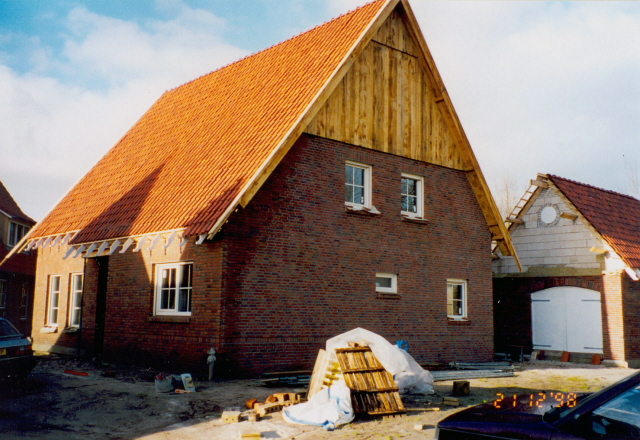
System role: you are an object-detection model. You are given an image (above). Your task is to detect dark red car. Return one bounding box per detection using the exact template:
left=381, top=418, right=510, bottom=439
left=0, top=318, right=36, bottom=386
left=436, top=371, right=640, bottom=439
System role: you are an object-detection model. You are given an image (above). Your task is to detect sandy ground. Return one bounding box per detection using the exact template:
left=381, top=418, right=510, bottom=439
left=0, top=354, right=637, bottom=440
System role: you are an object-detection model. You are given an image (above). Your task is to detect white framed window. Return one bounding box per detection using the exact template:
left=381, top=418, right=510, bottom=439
left=20, top=282, right=29, bottom=320
left=0, top=279, right=6, bottom=314
left=345, top=161, right=372, bottom=208
left=375, top=273, right=397, bottom=294
left=48, top=275, right=61, bottom=325
left=8, top=222, right=29, bottom=247
left=401, top=173, right=424, bottom=218
left=447, top=279, right=467, bottom=319
left=68, top=274, right=83, bottom=327
left=154, top=262, right=193, bottom=316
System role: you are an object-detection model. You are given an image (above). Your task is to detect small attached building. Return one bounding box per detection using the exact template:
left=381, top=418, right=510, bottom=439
left=494, top=174, right=640, bottom=367
left=18, top=0, right=518, bottom=376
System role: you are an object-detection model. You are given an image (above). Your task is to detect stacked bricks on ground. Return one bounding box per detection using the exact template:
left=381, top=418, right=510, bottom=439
left=32, top=134, right=494, bottom=376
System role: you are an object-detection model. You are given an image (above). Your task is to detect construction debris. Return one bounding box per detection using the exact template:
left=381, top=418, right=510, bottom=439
left=431, top=370, right=515, bottom=382
left=442, top=397, right=459, bottom=407
left=452, top=380, right=470, bottom=397
left=307, top=349, right=342, bottom=398
left=222, top=411, right=241, bottom=424
left=449, top=362, right=514, bottom=371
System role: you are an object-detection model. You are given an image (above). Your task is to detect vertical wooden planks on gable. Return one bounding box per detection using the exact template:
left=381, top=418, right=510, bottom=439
left=302, top=5, right=467, bottom=171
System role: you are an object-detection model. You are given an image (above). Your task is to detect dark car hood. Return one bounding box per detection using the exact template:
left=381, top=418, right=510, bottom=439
left=438, top=392, right=585, bottom=439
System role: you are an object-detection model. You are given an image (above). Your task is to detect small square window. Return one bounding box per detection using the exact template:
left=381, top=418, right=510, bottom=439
left=0, top=280, right=7, bottom=313
left=447, top=279, right=467, bottom=319
left=345, top=161, right=372, bottom=208
left=155, top=262, right=193, bottom=316
left=376, top=273, right=397, bottom=294
left=401, top=173, right=424, bottom=218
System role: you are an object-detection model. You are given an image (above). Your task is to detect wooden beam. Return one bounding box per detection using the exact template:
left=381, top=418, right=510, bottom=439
left=506, top=217, right=524, bottom=224
left=530, top=179, right=549, bottom=188
left=560, top=212, right=578, bottom=221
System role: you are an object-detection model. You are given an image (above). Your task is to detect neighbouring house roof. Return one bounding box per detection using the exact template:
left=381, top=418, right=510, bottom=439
left=22, top=0, right=518, bottom=267
left=0, top=181, right=35, bottom=225
left=547, top=174, right=640, bottom=269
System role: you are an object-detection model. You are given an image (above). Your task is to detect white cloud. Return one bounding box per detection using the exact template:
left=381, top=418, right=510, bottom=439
left=411, top=1, right=640, bottom=198
left=0, top=3, right=247, bottom=220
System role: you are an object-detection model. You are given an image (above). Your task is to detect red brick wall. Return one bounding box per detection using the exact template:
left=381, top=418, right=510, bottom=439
left=621, top=274, right=640, bottom=363
left=602, top=272, right=625, bottom=361
left=218, top=134, right=494, bottom=375
left=31, top=133, right=495, bottom=377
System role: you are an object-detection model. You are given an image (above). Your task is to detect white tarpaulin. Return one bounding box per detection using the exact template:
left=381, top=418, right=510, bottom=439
left=283, top=382, right=354, bottom=430
left=326, top=327, right=434, bottom=395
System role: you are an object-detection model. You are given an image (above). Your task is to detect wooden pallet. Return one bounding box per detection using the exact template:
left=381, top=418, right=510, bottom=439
left=334, top=345, right=405, bottom=417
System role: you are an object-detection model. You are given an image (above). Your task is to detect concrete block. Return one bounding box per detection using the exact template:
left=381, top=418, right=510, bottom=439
left=525, top=221, right=537, bottom=229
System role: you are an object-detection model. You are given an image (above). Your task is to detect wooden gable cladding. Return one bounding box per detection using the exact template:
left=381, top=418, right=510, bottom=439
left=304, top=7, right=466, bottom=171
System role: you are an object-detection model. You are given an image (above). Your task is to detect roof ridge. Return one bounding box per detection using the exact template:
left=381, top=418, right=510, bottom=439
left=548, top=174, right=640, bottom=202
left=166, top=0, right=385, bottom=93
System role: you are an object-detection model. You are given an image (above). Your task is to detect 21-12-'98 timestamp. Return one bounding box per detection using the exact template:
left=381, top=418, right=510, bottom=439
left=494, top=392, right=578, bottom=409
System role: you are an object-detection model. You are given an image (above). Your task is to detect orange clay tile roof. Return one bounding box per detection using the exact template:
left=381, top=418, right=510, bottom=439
left=548, top=175, right=640, bottom=268
left=29, top=0, right=388, bottom=244
left=0, top=181, right=34, bottom=225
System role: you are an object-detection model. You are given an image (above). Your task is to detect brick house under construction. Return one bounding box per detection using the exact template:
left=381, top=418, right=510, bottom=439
left=15, top=0, right=519, bottom=376
left=494, top=174, right=640, bottom=367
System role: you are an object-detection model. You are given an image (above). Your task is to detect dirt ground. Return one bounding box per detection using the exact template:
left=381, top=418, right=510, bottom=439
left=0, top=354, right=637, bottom=440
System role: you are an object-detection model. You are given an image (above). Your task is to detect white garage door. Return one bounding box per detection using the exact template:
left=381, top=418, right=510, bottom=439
left=531, top=287, right=603, bottom=353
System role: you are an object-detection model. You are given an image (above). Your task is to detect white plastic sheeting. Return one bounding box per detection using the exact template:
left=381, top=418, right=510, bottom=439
left=283, top=382, right=354, bottom=431
left=326, top=328, right=434, bottom=395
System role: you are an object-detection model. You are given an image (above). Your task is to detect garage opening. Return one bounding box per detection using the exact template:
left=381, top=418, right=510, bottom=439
left=531, top=287, right=603, bottom=354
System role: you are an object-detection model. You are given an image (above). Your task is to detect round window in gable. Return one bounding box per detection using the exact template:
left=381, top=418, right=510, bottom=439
left=540, top=206, right=558, bottom=225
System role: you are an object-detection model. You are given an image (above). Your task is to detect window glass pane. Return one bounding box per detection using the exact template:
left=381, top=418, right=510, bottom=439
left=8, top=223, right=16, bottom=245
left=593, top=384, right=640, bottom=432
left=161, top=290, right=169, bottom=309
left=168, top=290, right=176, bottom=309
left=74, top=291, right=83, bottom=308
left=353, top=187, right=364, bottom=205
left=51, top=276, right=60, bottom=292
left=407, top=179, right=417, bottom=195
left=376, top=277, right=392, bottom=288
left=401, top=179, right=408, bottom=195
left=353, top=167, right=364, bottom=186
left=180, top=265, right=191, bottom=288
left=74, top=274, right=83, bottom=291
left=453, top=285, right=463, bottom=300
left=407, top=196, right=417, bottom=213
left=178, top=289, right=190, bottom=312
left=345, top=185, right=353, bottom=203
left=401, top=195, right=408, bottom=212
left=345, top=165, right=353, bottom=184
left=51, top=309, right=58, bottom=324
left=52, top=292, right=59, bottom=307
left=447, top=302, right=453, bottom=316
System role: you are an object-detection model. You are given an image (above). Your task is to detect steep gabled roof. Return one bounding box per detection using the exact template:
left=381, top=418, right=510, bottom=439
left=23, top=0, right=518, bottom=266
left=548, top=174, right=640, bottom=269
left=0, top=181, right=34, bottom=225
left=29, top=0, right=392, bottom=244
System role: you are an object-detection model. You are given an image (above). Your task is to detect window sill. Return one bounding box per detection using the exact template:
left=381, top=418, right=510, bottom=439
left=402, top=215, right=428, bottom=224
left=63, top=326, right=79, bottom=333
left=148, top=316, right=191, bottom=324
left=40, top=326, right=58, bottom=333
left=448, top=318, right=470, bottom=326
left=345, top=204, right=381, bottom=215
left=376, top=292, right=402, bottom=300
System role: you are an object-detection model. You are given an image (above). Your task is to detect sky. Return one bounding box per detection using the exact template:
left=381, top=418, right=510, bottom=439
left=1, top=0, right=639, bottom=221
